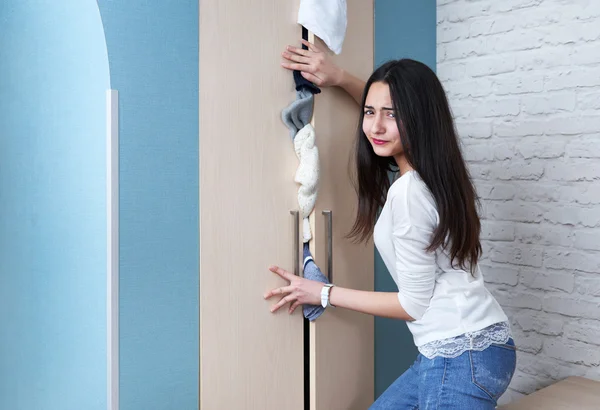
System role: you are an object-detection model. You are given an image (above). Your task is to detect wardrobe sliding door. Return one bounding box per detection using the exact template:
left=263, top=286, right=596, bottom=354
left=310, top=1, right=375, bottom=409
left=199, top=1, right=304, bottom=409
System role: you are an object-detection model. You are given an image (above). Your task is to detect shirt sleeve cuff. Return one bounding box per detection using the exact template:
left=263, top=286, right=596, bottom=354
left=397, top=292, right=427, bottom=321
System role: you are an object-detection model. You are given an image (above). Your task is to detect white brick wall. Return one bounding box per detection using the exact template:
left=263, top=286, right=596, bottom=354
left=438, top=0, right=600, bottom=404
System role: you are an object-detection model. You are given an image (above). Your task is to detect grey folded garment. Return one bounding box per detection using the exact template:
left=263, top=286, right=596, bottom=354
left=302, top=242, right=330, bottom=321
left=282, top=88, right=314, bottom=139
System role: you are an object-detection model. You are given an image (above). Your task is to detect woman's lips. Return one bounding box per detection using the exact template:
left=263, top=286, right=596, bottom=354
left=372, top=138, right=388, bottom=145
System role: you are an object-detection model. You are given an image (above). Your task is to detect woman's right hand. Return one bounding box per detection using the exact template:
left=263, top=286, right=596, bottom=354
left=281, top=40, right=344, bottom=88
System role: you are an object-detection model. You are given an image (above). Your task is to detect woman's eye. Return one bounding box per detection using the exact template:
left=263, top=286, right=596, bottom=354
left=364, top=110, right=374, bottom=115
left=387, top=112, right=395, bottom=118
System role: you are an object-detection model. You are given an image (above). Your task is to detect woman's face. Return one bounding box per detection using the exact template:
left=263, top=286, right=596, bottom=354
left=362, top=81, right=404, bottom=159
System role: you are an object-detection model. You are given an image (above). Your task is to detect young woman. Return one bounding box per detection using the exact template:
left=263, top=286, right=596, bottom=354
left=264, top=40, right=516, bottom=409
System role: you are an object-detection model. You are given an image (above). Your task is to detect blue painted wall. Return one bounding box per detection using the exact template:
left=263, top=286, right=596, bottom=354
left=0, top=1, right=109, bottom=409
left=97, top=1, right=199, bottom=409
left=374, top=0, right=437, bottom=399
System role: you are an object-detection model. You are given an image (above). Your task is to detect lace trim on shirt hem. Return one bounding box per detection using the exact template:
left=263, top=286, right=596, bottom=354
left=418, top=322, right=512, bottom=360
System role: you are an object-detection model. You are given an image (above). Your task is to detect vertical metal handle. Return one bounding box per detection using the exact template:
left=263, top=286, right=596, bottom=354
left=290, top=210, right=301, bottom=277
left=322, top=210, right=333, bottom=282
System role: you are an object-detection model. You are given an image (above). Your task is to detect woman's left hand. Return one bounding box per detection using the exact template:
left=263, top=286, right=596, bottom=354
left=264, top=265, right=324, bottom=314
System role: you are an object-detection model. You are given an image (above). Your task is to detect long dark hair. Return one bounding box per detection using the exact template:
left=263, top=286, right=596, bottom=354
left=348, top=59, right=482, bottom=274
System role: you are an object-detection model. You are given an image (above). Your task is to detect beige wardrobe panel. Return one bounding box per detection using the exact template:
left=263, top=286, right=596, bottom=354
left=310, top=1, right=375, bottom=409
left=199, top=1, right=304, bottom=409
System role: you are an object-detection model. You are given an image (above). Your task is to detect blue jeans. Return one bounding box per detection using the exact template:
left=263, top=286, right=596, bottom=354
left=370, top=338, right=517, bottom=409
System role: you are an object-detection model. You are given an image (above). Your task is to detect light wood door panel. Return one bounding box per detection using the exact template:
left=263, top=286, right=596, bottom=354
left=199, top=1, right=304, bottom=409
left=310, top=1, right=375, bottom=409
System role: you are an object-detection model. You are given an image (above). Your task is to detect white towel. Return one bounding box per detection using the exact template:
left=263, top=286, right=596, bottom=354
left=294, top=124, right=320, bottom=242
left=298, top=0, right=347, bottom=55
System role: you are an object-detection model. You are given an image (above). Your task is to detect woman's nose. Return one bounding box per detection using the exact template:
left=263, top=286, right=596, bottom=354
left=371, top=115, right=385, bottom=134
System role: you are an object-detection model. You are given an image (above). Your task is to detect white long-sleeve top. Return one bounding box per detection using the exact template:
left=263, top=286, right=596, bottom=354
left=373, top=170, right=508, bottom=347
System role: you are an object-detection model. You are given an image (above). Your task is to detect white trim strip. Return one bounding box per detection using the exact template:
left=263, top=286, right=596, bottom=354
left=107, top=89, right=119, bottom=410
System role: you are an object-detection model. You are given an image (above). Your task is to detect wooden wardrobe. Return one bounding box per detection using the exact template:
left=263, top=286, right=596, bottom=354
left=199, top=1, right=374, bottom=409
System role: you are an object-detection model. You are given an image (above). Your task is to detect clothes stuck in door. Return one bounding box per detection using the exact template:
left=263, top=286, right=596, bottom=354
left=293, top=123, right=319, bottom=242
left=280, top=27, right=328, bottom=321
left=282, top=88, right=314, bottom=139
left=302, top=242, right=329, bottom=321
left=298, top=0, right=348, bottom=54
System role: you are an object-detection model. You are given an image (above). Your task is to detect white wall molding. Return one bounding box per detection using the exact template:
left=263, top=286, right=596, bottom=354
left=107, top=89, right=119, bottom=410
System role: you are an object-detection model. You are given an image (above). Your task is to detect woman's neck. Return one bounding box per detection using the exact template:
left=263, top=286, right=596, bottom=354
left=394, top=153, right=413, bottom=176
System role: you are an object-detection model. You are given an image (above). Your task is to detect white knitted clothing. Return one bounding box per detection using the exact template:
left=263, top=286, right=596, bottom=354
left=294, top=124, right=319, bottom=242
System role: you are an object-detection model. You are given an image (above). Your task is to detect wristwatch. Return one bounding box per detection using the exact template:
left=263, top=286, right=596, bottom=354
left=320, top=284, right=335, bottom=308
